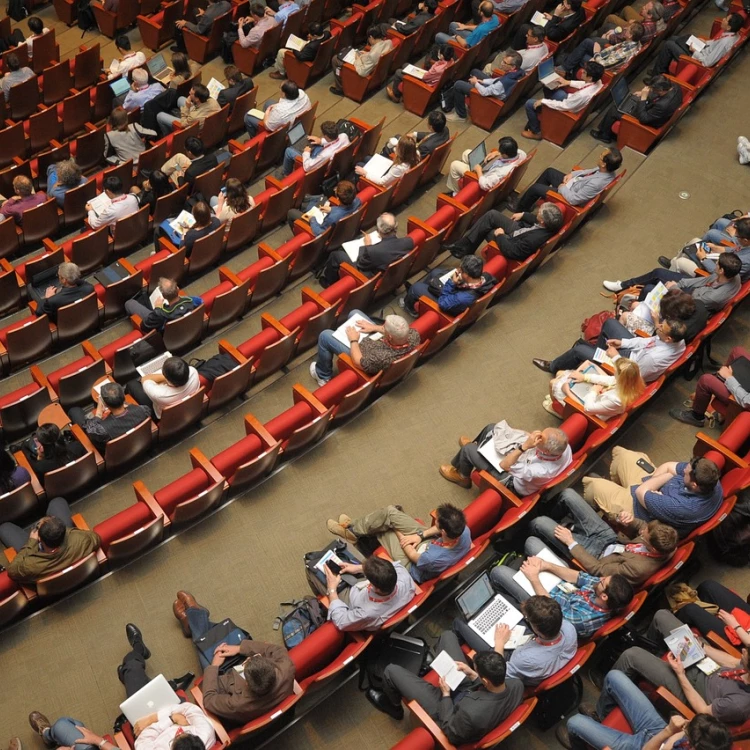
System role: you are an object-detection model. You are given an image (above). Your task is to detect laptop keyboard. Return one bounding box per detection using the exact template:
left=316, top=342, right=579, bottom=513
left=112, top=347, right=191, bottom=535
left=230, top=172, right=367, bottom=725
left=474, top=599, right=510, bottom=634
left=138, top=352, right=171, bottom=376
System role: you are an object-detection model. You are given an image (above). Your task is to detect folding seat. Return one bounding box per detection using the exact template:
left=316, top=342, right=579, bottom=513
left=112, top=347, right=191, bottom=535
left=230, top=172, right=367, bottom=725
left=0, top=472, right=40, bottom=524
left=202, top=272, right=251, bottom=333
left=0, top=259, right=25, bottom=317
left=241, top=314, right=300, bottom=384
left=285, top=28, right=339, bottom=88
left=152, top=183, right=189, bottom=227
left=92, top=0, right=140, bottom=38
left=232, top=21, right=283, bottom=75
left=314, top=359, right=378, bottom=422
left=431, top=193, right=481, bottom=244
left=31, top=31, right=60, bottom=75
left=183, top=9, right=233, bottom=62
left=329, top=13, right=361, bottom=54
left=47, top=292, right=102, bottom=346
left=467, top=68, right=537, bottom=131
left=159, top=304, right=206, bottom=354
left=60, top=179, right=98, bottom=229
left=54, top=0, right=78, bottom=25
left=111, top=205, right=151, bottom=258
left=280, top=227, right=329, bottom=281
left=70, top=125, right=106, bottom=175
left=588, top=589, right=648, bottom=642
left=400, top=58, right=456, bottom=117
left=391, top=729, right=436, bottom=750
left=370, top=342, right=427, bottom=392
left=1, top=44, right=29, bottom=73
left=340, top=38, right=399, bottom=101
left=201, top=340, right=253, bottom=412
left=0, top=314, right=53, bottom=372
left=0, top=572, right=30, bottom=626
left=239, top=246, right=293, bottom=307
left=0, top=368, right=54, bottom=439
left=157, top=388, right=207, bottom=443
left=413, top=300, right=464, bottom=360
left=0, top=121, right=27, bottom=169
left=417, top=136, right=455, bottom=188
left=168, top=121, right=201, bottom=160
left=44, top=341, right=109, bottom=410
left=539, top=75, right=613, bottom=145
left=41, top=60, right=73, bottom=107
left=72, top=44, right=101, bottom=90
left=8, top=75, right=40, bottom=121
left=138, top=0, right=183, bottom=52
left=92, top=78, right=115, bottom=122
left=640, top=541, right=695, bottom=591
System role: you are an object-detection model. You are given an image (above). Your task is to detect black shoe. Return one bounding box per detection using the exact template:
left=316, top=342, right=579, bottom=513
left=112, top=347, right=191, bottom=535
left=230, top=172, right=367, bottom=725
left=169, top=672, right=195, bottom=692
left=126, top=623, right=151, bottom=660
left=589, top=128, right=613, bottom=143
left=658, top=255, right=671, bottom=269
left=505, top=194, right=520, bottom=212
left=588, top=666, right=605, bottom=691
left=445, top=242, right=469, bottom=258
left=329, top=85, right=344, bottom=95
left=668, top=407, right=705, bottom=427
left=578, top=702, right=600, bottom=721
left=365, top=689, right=404, bottom=720
left=532, top=358, right=552, bottom=373
left=113, top=714, right=127, bottom=734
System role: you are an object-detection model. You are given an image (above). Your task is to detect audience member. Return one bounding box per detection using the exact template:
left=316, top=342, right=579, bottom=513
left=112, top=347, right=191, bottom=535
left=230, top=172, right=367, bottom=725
left=161, top=137, right=219, bottom=188
left=157, top=84, right=221, bottom=136
left=440, top=424, right=572, bottom=493
left=131, top=170, right=173, bottom=214
left=244, top=80, right=310, bottom=137
left=605, top=2, right=665, bottom=41
left=86, top=175, right=140, bottom=231
left=217, top=65, right=254, bottom=107
left=105, top=108, right=151, bottom=166
left=47, top=159, right=86, bottom=208
left=107, top=35, right=146, bottom=79
left=0, top=175, right=47, bottom=225
left=168, top=52, right=202, bottom=89
left=21, top=423, right=86, bottom=477
left=410, top=110, right=451, bottom=159
left=513, top=25, right=550, bottom=72
left=24, top=17, right=50, bottom=59
left=355, top=135, right=420, bottom=187
left=1, top=53, right=34, bottom=101
left=125, top=277, right=199, bottom=334
left=271, top=22, right=330, bottom=80
left=122, top=68, right=165, bottom=110
left=560, top=22, right=644, bottom=77
left=211, top=178, right=255, bottom=229
left=281, top=120, right=351, bottom=177
left=387, top=44, right=454, bottom=103
left=675, top=579, right=750, bottom=647
left=30, top=262, right=95, bottom=322
left=179, top=201, right=222, bottom=257
left=447, top=135, right=526, bottom=195
left=233, top=3, right=278, bottom=51
left=0, top=449, right=30, bottom=493
left=435, top=1, right=500, bottom=48
left=174, top=0, right=233, bottom=51
left=268, top=0, right=300, bottom=30
left=616, top=287, right=707, bottom=342
left=288, top=179, right=360, bottom=237
left=330, top=25, right=393, bottom=96
left=542, top=0, right=586, bottom=41
left=703, top=212, right=750, bottom=245
left=393, top=0, right=439, bottom=35
left=669, top=218, right=750, bottom=280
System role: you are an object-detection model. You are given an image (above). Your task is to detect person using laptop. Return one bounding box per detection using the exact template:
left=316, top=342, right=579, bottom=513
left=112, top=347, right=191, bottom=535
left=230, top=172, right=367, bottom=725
left=0, top=175, right=47, bottom=226
left=444, top=201, right=564, bottom=261
left=244, top=80, right=311, bottom=137
left=126, top=356, right=201, bottom=420
left=368, top=628, right=524, bottom=745
left=528, top=488, right=679, bottom=586
left=439, top=423, right=572, bottom=494
left=446, top=136, right=526, bottom=196
left=122, top=68, right=166, bottom=111
left=286, top=179, right=360, bottom=236
left=31, top=262, right=95, bottom=322
left=280, top=120, right=351, bottom=177
left=166, top=53, right=201, bottom=89
left=591, top=74, right=683, bottom=144
left=86, top=175, right=140, bottom=232
left=125, top=277, right=200, bottom=335
left=108, top=34, right=147, bottom=80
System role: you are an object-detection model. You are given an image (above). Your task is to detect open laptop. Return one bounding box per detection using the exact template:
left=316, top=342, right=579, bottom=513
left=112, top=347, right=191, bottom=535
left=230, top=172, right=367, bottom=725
left=468, top=141, right=486, bottom=170
left=119, top=674, right=180, bottom=724
left=456, top=572, right=523, bottom=647
left=611, top=76, right=638, bottom=115
left=137, top=350, right=172, bottom=377
left=537, top=57, right=566, bottom=90
left=287, top=121, right=308, bottom=151
left=110, top=77, right=131, bottom=97
left=147, top=52, right=172, bottom=83
left=28, top=265, right=61, bottom=306
left=94, top=261, right=130, bottom=288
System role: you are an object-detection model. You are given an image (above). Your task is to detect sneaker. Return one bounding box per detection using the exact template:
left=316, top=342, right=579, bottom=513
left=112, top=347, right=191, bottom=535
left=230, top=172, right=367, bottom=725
left=326, top=516, right=358, bottom=542
left=683, top=395, right=696, bottom=408
left=578, top=702, right=601, bottom=721
left=668, top=407, right=705, bottom=427
left=309, top=361, right=327, bottom=387
left=445, top=111, right=467, bottom=122
left=738, top=136, right=750, bottom=165
left=9, top=739, right=22, bottom=750
left=329, top=85, right=344, bottom=95
left=542, top=395, right=561, bottom=418
left=397, top=295, right=406, bottom=309
left=603, top=280, right=623, bottom=292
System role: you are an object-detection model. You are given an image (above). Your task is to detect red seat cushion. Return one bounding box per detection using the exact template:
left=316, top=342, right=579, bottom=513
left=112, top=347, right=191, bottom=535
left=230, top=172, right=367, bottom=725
left=93, top=501, right=154, bottom=550
left=676, top=63, right=699, bottom=84
left=484, top=254, right=508, bottom=280
left=237, top=326, right=280, bottom=361
left=47, top=355, right=95, bottom=392
left=237, top=255, right=274, bottom=284
left=198, top=280, right=233, bottom=313
left=718, top=411, right=750, bottom=455
left=0, top=315, right=37, bottom=347
left=427, top=204, right=458, bottom=232
left=154, top=468, right=211, bottom=516
left=612, top=120, right=621, bottom=135
left=319, top=274, right=357, bottom=306
left=0, top=571, right=19, bottom=599
left=279, top=300, right=318, bottom=333
left=454, top=180, right=482, bottom=206
left=99, top=330, right=144, bottom=367
left=390, top=728, right=436, bottom=750
left=265, top=402, right=314, bottom=442
left=560, top=413, right=589, bottom=452
left=0, top=382, right=41, bottom=410
left=135, top=249, right=170, bottom=279
left=313, top=370, right=360, bottom=408
left=289, top=622, right=345, bottom=680
left=410, top=310, right=440, bottom=341
left=211, top=434, right=264, bottom=477
left=275, top=232, right=308, bottom=261
left=464, top=489, right=504, bottom=538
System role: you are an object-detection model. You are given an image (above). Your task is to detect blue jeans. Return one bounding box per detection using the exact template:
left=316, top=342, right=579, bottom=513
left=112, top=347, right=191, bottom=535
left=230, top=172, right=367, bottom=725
left=525, top=89, right=567, bottom=133
left=703, top=217, right=733, bottom=244
left=405, top=268, right=443, bottom=313
left=186, top=606, right=217, bottom=669
left=156, top=96, right=187, bottom=135
left=528, top=488, right=618, bottom=560
left=563, top=38, right=596, bottom=75
left=283, top=146, right=302, bottom=175
left=489, top=536, right=547, bottom=606
left=314, top=309, right=373, bottom=382
left=44, top=718, right=96, bottom=750
left=435, top=25, right=471, bottom=44
left=568, top=670, right=666, bottom=750
left=454, top=79, right=475, bottom=118
left=245, top=98, right=276, bottom=138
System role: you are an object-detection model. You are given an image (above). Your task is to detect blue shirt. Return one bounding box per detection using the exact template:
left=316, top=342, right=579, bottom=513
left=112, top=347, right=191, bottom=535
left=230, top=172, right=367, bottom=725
left=506, top=619, right=578, bottom=685
left=274, top=0, right=299, bottom=27
left=47, top=165, right=87, bottom=207
left=465, top=14, right=499, bottom=47
left=411, top=526, right=471, bottom=583
left=550, top=572, right=611, bottom=639
left=123, top=82, right=165, bottom=111
left=310, top=197, right=362, bottom=236
left=630, top=461, right=724, bottom=536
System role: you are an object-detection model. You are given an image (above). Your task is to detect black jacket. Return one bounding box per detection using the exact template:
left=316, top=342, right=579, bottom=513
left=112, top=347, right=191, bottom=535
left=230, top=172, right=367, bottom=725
left=294, top=30, right=331, bottom=62
left=37, top=279, right=96, bottom=322
left=395, top=11, right=432, bottom=36
left=217, top=77, right=255, bottom=108
left=357, top=236, right=415, bottom=276
left=182, top=153, right=220, bottom=188
left=545, top=9, right=585, bottom=41
left=416, top=128, right=450, bottom=158
left=141, top=295, right=198, bottom=333
left=184, top=217, right=223, bottom=258
left=633, top=84, right=683, bottom=128
left=495, top=212, right=555, bottom=261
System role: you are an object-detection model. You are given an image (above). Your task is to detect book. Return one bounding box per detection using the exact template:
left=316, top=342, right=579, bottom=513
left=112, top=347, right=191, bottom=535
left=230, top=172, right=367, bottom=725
left=88, top=192, right=112, bottom=216
left=169, top=210, right=196, bottom=238
left=206, top=77, right=225, bottom=100
left=403, top=63, right=427, bottom=79
left=93, top=378, right=113, bottom=396
left=331, top=312, right=383, bottom=348
left=664, top=624, right=707, bottom=669
left=512, top=546, right=566, bottom=596
left=530, top=10, right=548, bottom=25
left=285, top=33, right=307, bottom=51
left=477, top=438, right=503, bottom=472
left=247, top=108, right=266, bottom=120
left=362, top=153, right=393, bottom=182
left=430, top=650, right=466, bottom=691
left=644, top=281, right=668, bottom=317
left=341, top=231, right=381, bottom=263
left=506, top=625, right=533, bottom=650
left=305, top=205, right=326, bottom=225
left=149, top=287, right=165, bottom=309
left=687, top=35, right=706, bottom=53
left=343, top=48, right=357, bottom=64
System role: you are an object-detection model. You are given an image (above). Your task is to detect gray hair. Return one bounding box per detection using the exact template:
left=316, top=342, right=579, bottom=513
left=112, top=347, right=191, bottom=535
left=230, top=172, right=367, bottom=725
left=538, top=202, right=564, bottom=232
left=542, top=428, right=568, bottom=457
left=383, top=315, right=410, bottom=343
left=376, top=213, right=397, bottom=236
left=647, top=1, right=664, bottom=18
left=58, top=262, right=81, bottom=284
left=503, top=49, right=523, bottom=69
left=158, top=277, right=179, bottom=302
left=132, top=68, right=149, bottom=86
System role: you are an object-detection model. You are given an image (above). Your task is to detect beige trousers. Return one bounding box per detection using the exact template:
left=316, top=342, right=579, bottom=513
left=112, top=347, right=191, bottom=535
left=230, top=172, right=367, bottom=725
left=275, top=48, right=287, bottom=76
left=582, top=446, right=654, bottom=515
left=605, top=6, right=644, bottom=26
left=161, top=153, right=191, bottom=187
left=349, top=505, right=427, bottom=567
left=446, top=149, right=472, bottom=194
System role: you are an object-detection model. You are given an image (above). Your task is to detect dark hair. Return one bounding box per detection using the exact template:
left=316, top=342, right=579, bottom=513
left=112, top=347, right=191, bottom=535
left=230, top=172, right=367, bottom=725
left=646, top=521, right=678, bottom=555
left=727, top=12, right=744, bottom=32
left=0, top=450, right=18, bottom=494
left=149, top=170, right=172, bottom=199
left=223, top=64, right=242, bottom=85
left=649, top=74, right=671, bottom=93
left=659, top=289, right=695, bottom=321
left=522, top=596, right=563, bottom=639
left=250, top=1, right=265, bottom=14
left=604, top=574, right=633, bottom=611
left=735, top=217, right=750, bottom=240
left=718, top=251, right=742, bottom=278
left=424, top=0, right=439, bottom=12
left=528, top=24, right=546, bottom=41
left=192, top=84, right=210, bottom=102
left=440, top=44, right=455, bottom=61
left=172, top=736, right=206, bottom=750
left=498, top=136, right=518, bottom=158
left=109, top=107, right=129, bottom=130
left=367, top=24, right=385, bottom=39
left=28, top=16, right=44, bottom=35
left=663, top=318, right=687, bottom=342
left=363, top=556, right=398, bottom=594
left=115, top=33, right=131, bottom=50
left=281, top=80, right=300, bottom=100
left=163, top=357, right=190, bottom=386
left=39, top=516, right=66, bottom=548
left=321, top=120, right=338, bottom=140
left=103, top=175, right=124, bottom=195
left=185, top=137, right=204, bottom=157
left=685, top=714, right=732, bottom=750
left=5, top=53, right=20, bottom=72
left=584, top=60, right=605, bottom=82
left=602, top=148, right=623, bottom=172
left=224, top=178, right=250, bottom=214
left=308, top=22, right=324, bottom=36
left=478, top=0, right=494, bottom=17
left=172, top=53, right=192, bottom=79
left=435, top=503, right=467, bottom=539
left=428, top=110, right=447, bottom=134
left=473, top=651, right=507, bottom=686
left=192, top=201, right=212, bottom=227
left=503, top=49, right=523, bottom=69
left=568, top=0, right=583, bottom=9
left=460, top=255, right=484, bottom=280
left=628, top=21, right=645, bottom=41
left=35, top=424, right=76, bottom=464
left=336, top=180, right=356, bottom=206
left=244, top=656, right=278, bottom=696
left=689, top=457, right=720, bottom=495
left=100, top=382, right=126, bottom=409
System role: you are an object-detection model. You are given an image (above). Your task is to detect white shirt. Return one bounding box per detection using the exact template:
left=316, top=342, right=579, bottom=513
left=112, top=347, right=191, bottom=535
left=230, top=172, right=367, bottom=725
left=143, top=367, right=201, bottom=418
left=520, top=43, right=549, bottom=72
left=26, top=28, right=50, bottom=58
left=542, top=80, right=603, bottom=113
left=615, top=336, right=686, bottom=383
left=264, top=90, right=311, bottom=132
left=509, top=444, right=573, bottom=496
left=135, top=703, right=215, bottom=750
left=478, top=150, right=527, bottom=191
left=302, top=133, right=350, bottom=172
left=108, top=50, right=147, bottom=79
left=88, top=193, right=140, bottom=231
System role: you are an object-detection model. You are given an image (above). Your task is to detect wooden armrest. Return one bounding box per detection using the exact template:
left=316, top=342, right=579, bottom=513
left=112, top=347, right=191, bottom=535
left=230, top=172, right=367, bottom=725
left=292, top=384, right=329, bottom=414
left=72, top=513, right=89, bottom=530
left=462, top=170, right=479, bottom=183
left=265, top=175, right=285, bottom=191
left=118, top=258, right=138, bottom=275
left=130, top=314, right=143, bottom=329
left=133, top=480, right=168, bottom=523
left=260, top=313, right=293, bottom=337
left=300, top=287, right=330, bottom=310
left=189, top=447, right=225, bottom=484
left=407, top=699, right=454, bottom=750
left=42, top=238, right=59, bottom=253
left=218, top=266, right=244, bottom=286
left=28, top=300, right=38, bottom=313
left=158, top=236, right=181, bottom=254
left=30, top=364, right=57, bottom=400
left=655, top=687, right=695, bottom=719
left=417, top=296, right=442, bottom=314
left=217, top=339, right=248, bottom=364
left=339, top=262, right=369, bottom=284
left=0, top=258, right=13, bottom=272
left=357, top=176, right=382, bottom=192
left=81, top=339, right=103, bottom=362
left=189, top=686, right=231, bottom=746
left=406, top=216, right=438, bottom=236
left=113, top=733, right=131, bottom=750
left=694, top=431, right=747, bottom=469
left=13, top=450, right=44, bottom=497
left=706, top=631, right=742, bottom=658
left=436, top=194, right=471, bottom=212
left=244, top=414, right=278, bottom=449
left=695, top=268, right=710, bottom=277
left=562, top=396, right=608, bottom=430
left=545, top=190, right=577, bottom=209
left=257, top=243, right=284, bottom=262
left=70, top=424, right=104, bottom=466
left=478, top=471, right=523, bottom=507
left=293, top=218, right=314, bottom=236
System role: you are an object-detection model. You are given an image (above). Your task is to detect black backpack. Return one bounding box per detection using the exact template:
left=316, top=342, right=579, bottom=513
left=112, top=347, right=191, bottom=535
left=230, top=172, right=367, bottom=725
left=7, top=0, right=28, bottom=21
left=78, top=0, right=97, bottom=31
left=273, top=597, right=326, bottom=649
left=336, top=119, right=362, bottom=143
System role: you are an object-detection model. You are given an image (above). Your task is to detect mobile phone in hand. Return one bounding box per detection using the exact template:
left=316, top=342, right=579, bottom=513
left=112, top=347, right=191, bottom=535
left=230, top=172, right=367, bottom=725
left=327, top=560, right=342, bottom=575
left=636, top=458, right=655, bottom=473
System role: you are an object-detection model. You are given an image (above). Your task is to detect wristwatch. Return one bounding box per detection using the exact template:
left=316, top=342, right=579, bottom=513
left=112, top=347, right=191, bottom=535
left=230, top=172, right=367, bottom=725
left=416, top=529, right=424, bottom=539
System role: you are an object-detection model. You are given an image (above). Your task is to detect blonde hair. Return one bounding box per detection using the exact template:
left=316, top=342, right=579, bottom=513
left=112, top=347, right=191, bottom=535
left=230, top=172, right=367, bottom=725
left=614, top=358, right=645, bottom=409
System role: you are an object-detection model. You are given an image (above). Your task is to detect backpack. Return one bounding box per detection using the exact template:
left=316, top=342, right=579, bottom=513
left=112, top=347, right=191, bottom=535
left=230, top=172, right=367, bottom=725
left=195, top=353, right=238, bottom=383
left=78, top=0, right=97, bottom=31
left=360, top=633, right=428, bottom=690
left=336, top=119, right=362, bottom=143
left=7, top=0, right=28, bottom=20
left=580, top=310, right=615, bottom=345
left=273, top=597, right=326, bottom=649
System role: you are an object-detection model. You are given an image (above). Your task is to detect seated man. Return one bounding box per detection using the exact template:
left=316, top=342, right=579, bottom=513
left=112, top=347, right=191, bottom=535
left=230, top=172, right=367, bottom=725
left=161, top=136, right=219, bottom=188
left=126, top=356, right=201, bottom=420
left=287, top=179, right=361, bottom=236
left=514, top=145, right=621, bottom=211
left=485, top=25, right=549, bottom=74
left=122, top=68, right=165, bottom=111
left=491, top=549, right=634, bottom=638
left=392, top=0, right=439, bottom=35
left=440, top=424, right=572, bottom=494
left=611, top=608, right=750, bottom=725
left=603, top=252, right=743, bottom=313
left=310, top=311, right=420, bottom=386
left=582, top=447, right=723, bottom=536
left=446, top=50, right=525, bottom=124
left=217, top=65, right=255, bottom=108
left=172, top=591, right=296, bottom=723
left=445, top=202, right=565, bottom=260
left=232, top=3, right=278, bottom=52
left=435, top=1, right=500, bottom=48
left=560, top=22, right=644, bottom=78
left=558, top=671, right=733, bottom=750
left=125, top=277, right=200, bottom=334
left=174, top=0, right=232, bottom=51
left=326, top=503, right=471, bottom=583
left=29, top=262, right=94, bottom=322
left=317, top=555, right=417, bottom=631
left=107, top=34, right=146, bottom=79
left=647, top=12, right=743, bottom=75
left=157, top=84, right=221, bottom=136
left=400, top=255, right=496, bottom=317
left=0, top=497, right=101, bottom=584
left=522, top=60, right=606, bottom=141
left=540, top=0, right=586, bottom=42
left=413, top=110, right=451, bottom=159
left=0, top=175, right=47, bottom=225
left=670, top=345, right=750, bottom=427
left=1, top=53, right=34, bottom=102
left=676, top=579, right=750, bottom=647
left=533, top=316, right=687, bottom=383
left=318, top=212, right=414, bottom=288
left=244, top=80, right=310, bottom=138
left=446, top=135, right=526, bottom=196
left=529, top=487, right=679, bottom=586
left=591, top=74, right=683, bottom=143
left=281, top=119, right=350, bottom=177
left=271, top=22, right=330, bottom=81
left=23, top=17, right=50, bottom=59
left=69, top=382, right=152, bottom=454
left=368, top=628, right=524, bottom=745
left=454, top=595, right=577, bottom=687
left=703, top=211, right=750, bottom=246
left=330, top=25, right=393, bottom=96
left=86, top=175, right=140, bottom=231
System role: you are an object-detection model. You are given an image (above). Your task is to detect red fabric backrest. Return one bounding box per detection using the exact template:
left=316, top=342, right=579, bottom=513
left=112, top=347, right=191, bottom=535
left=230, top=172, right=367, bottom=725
left=718, top=411, right=750, bottom=455
left=154, top=468, right=211, bottom=516
left=280, top=301, right=322, bottom=335
left=320, top=274, right=358, bottom=305
left=93, top=501, right=153, bottom=550
left=200, top=280, right=234, bottom=312
left=560, top=413, right=589, bottom=452
left=47, top=356, right=94, bottom=391
left=289, top=622, right=346, bottom=680
left=276, top=232, right=309, bottom=261
left=237, top=254, right=275, bottom=284
left=253, top=185, right=275, bottom=208
left=313, top=370, right=360, bottom=408
left=410, top=311, right=440, bottom=341
left=463, top=490, right=504, bottom=537
left=237, top=326, right=281, bottom=360
left=484, top=254, right=508, bottom=280
left=0, top=570, right=19, bottom=598
left=357, top=185, right=379, bottom=204
left=676, top=63, right=699, bottom=84
left=390, top=728, right=436, bottom=750
left=265, top=401, right=315, bottom=441
left=0, top=382, right=40, bottom=410
left=703, top=449, right=726, bottom=473
left=407, top=227, right=428, bottom=249
left=211, top=433, right=264, bottom=478
left=427, top=204, right=458, bottom=232
left=454, top=180, right=482, bottom=206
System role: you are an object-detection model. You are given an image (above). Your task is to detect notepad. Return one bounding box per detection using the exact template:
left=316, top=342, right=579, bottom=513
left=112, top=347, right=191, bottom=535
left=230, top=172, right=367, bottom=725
left=568, top=363, right=600, bottom=403
left=664, top=624, right=719, bottom=674
left=403, top=63, right=427, bottom=79
left=512, top=546, right=566, bottom=596
left=530, top=10, right=548, bottom=25
left=206, top=77, right=225, bottom=100
left=686, top=35, right=706, bottom=53
left=644, top=281, right=668, bottom=317
left=93, top=378, right=113, bottom=396
left=478, top=439, right=503, bottom=473
left=247, top=108, right=266, bottom=120
left=314, top=548, right=347, bottom=574
left=285, top=34, right=307, bottom=51
left=431, top=651, right=467, bottom=691
left=439, top=269, right=455, bottom=285
left=331, top=313, right=384, bottom=347
left=341, top=231, right=381, bottom=262
left=305, top=206, right=326, bottom=225
left=362, top=153, right=393, bottom=181
left=593, top=348, right=616, bottom=366
left=343, top=48, right=357, bottom=64
left=150, top=288, right=165, bottom=309
left=169, top=210, right=196, bottom=238
left=88, top=192, right=112, bottom=216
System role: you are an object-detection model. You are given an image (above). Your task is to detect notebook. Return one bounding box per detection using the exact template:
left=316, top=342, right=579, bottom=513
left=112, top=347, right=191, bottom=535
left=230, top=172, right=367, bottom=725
left=362, top=154, right=393, bottom=181
left=403, top=63, right=427, bottom=79
left=331, top=312, right=384, bottom=347
left=119, top=675, right=179, bottom=724
left=285, top=34, right=307, bottom=51
left=686, top=35, right=706, bottom=53
left=530, top=10, right=548, bottom=25
left=206, top=77, right=225, bottom=100
left=341, top=231, right=381, bottom=262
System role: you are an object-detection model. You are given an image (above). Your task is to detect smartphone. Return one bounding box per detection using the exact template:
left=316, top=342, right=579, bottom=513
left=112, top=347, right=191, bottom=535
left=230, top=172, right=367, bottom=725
left=636, top=458, right=655, bottom=473
left=326, top=560, right=342, bottom=575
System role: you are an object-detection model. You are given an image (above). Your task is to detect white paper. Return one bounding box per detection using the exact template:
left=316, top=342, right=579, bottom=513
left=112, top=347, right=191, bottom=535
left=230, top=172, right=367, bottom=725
left=593, top=347, right=616, bottom=366
left=363, top=153, right=393, bottom=181
left=149, top=288, right=165, bottom=309
left=687, top=35, right=706, bottom=52
left=247, top=108, right=266, bottom=119
left=531, top=10, right=548, bottom=25
left=568, top=363, right=601, bottom=403
left=512, top=546, right=566, bottom=596
left=88, top=192, right=112, bottom=216
left=332, top=312, right=383, bottom=348
left=285, top=34, right=307, bottom=51
left=478, top=438, right=503, bottom=473
left=430, top=651, right=466, bottom=691
left=403, top=63, right=427, bottom=79
left=93, top=378, right=113, bottom=395
left=644, top=281, right=668, bottom=317
left=440, top=269, right=455, bottom=285
left=341, top=231, right=381, bottom=263
left=206, top=77, right=225, bottom=100
left=314, top=548, right=346, bottom=574
left=169, top=210, right=196, bottom=238
left=506, top=625, right=532, bottom=650
left=305, top=206, right=326, bottom=225
left=343, top=48, right=357, bottom=64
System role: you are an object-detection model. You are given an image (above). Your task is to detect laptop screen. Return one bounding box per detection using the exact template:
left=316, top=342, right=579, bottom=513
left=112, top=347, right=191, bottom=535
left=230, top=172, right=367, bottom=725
left=456, top=573, right=495, bottom=619
left=537, top=57, right=554, bottom=80
left=468, top=142, right=486, bottom=170
left=611, top=77, right=630, bottom=107
left=147, top=53, right=167, bottom=76
left=110, top=77, right=130, bottom=97
left=287, top=121, right=305, bottom=144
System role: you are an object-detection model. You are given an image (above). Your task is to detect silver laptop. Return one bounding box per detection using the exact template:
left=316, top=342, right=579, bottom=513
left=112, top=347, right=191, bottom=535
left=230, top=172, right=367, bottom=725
left=468, top=141, right=486, bottom=170
left=537, top=57, right=566, bottom=90
left=147, top=52, right=172, bottom=83
left=287, top=121, right=308, bottom=151
left=137, top=350, right=172, bottom=377
left=456, top=572, right=523, bottom=647
left=110, top=77, right=131, bottom=97
left=119, top=674, right=180, bottom=724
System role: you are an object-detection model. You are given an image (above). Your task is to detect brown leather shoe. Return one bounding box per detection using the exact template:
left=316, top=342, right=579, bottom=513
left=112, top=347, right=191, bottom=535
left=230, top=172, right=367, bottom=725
left=458, top=436, right=472, bottom=448
left=269, top=70, right=286, bottom=80
left=176, top=590, right=202, bottom=610
left=521, top=128, right=543, bottom=141
left=173, top=598, right=191, bottom=637
left=28, top=712, right=51, bottom=737
left=439, top=465, right=471, bottom=488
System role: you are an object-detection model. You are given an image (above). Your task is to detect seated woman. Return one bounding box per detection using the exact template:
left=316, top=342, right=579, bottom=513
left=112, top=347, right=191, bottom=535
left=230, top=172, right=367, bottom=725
left=168, top=52, right=202, bottom=89
left=47, top=159, right=87, bottom=207
left=210, top=177, right=255, bottom=231
left=354, top=135, right=420, bottom=188
left=131, top=169, right=173, bottom=215
left=21, top=424, right=86, bottom=477
left=178, top=201, right=222, bottom=258
left=677, top=580, right=750, bottom=650
left=0, top=449, right=30, bottom=494
left=545, top=357, right=645, bottom=419
left=105, top=107, right=153, bottom=167
left=386, top=43, right=454, bottom=103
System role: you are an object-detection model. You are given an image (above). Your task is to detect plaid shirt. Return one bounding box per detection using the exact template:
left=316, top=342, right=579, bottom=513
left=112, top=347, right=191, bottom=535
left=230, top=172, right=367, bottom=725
left=550, top=573, right=612, bottom=639
left=593, top=40, right=641, bottom=69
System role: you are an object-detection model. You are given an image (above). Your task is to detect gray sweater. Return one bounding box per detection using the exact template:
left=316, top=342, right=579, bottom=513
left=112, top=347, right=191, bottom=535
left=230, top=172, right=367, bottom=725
left=678, top=273, right=740, bottom=312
